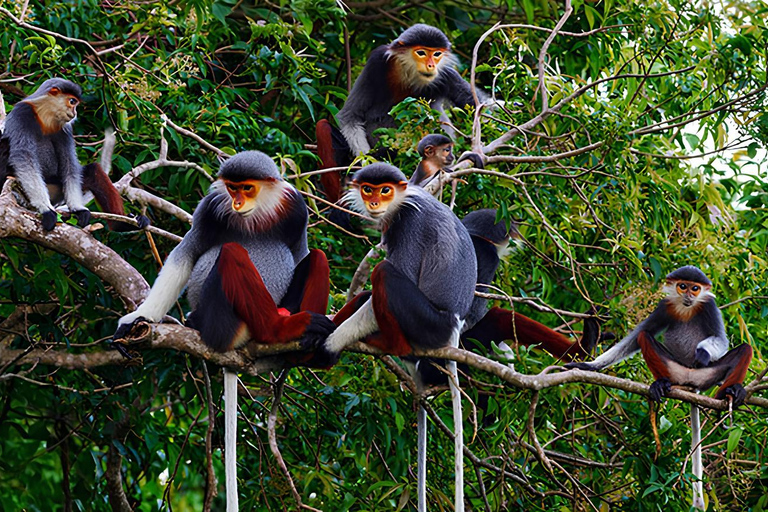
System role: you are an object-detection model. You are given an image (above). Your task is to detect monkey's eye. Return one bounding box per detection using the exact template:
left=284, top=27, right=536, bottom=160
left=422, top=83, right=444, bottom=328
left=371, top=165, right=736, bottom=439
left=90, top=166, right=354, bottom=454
left=433, top=51, right=443, bottom=58
left=415, top=50, right=427, bottom=58
left=443, top=147, right=451, bottom=153
left=68, top=98, right=78, bottom=106
left=381, top=186, right=392, bottom=195
left=242, top=185, right=253, bottom=192
left=226, top=185, right=237, bottom=192
left=692, top=285, right=700, bottom=292
left=362, top=185, right=373, bottom=194
left=678, top=283, right=687, bottom=291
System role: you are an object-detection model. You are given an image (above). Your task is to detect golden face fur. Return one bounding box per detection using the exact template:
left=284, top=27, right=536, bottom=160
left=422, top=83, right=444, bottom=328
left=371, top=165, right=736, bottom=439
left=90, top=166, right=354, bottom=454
left=25, top=87, right=79, bottom=135
left=663, top=279, right=714, bottom=321
left=347, top=180, right=408, bottom=221
left=388, top=45, right=457, bottom=89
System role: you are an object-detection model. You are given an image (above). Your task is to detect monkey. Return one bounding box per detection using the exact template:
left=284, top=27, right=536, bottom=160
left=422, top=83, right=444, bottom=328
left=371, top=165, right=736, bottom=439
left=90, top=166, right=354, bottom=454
left=311, top=162, right=476, bottom=512
left=409, top=134, right=454, bottom=186
left=565, top=265, right=753, bottom=510
left=409, top=134, right=486, bottom=187
left=316, top=23, right=490, bottom=204
left=0, top=78, right=149, bottom=232
left=113, top=151, right=335, bottom=512
left=414, top=209, right=601, bottom=438
left=418, top=209, right=599, bottom=382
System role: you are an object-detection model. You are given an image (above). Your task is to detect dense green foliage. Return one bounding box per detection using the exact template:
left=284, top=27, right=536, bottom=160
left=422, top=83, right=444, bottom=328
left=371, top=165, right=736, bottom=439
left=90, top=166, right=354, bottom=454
left=0, top=0, right=767, bottom=510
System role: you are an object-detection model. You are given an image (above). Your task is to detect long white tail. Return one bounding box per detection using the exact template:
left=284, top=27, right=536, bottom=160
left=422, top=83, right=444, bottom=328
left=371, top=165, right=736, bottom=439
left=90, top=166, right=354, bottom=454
left=224, top=369, right=239, bottom=512
left=417, top=405, right=427, bottom=512
left=691, top=404, right=705, bottom=511
left=448, top=325, right=464, bottom=512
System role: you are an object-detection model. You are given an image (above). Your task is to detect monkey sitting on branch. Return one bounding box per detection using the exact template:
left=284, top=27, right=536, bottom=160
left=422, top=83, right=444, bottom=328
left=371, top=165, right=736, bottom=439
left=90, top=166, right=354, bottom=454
left=316, top=24, right=492, bottom=204
left=566, top=265, right=753, bottom=510
left=0, top=77, right=149, bottom=232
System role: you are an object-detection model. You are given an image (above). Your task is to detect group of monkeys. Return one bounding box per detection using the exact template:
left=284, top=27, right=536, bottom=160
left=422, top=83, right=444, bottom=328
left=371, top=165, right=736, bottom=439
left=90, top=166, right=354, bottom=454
left=0, top=22, right=754, bottom=512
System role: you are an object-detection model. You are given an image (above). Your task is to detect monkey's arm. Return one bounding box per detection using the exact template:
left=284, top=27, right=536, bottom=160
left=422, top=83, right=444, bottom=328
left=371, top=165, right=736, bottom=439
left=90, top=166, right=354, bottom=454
left=566, top=301, right=671, bottom=371
left=53, top=124, right=88, bottom=219
left=440, top=68, right=485, bottom=108
left=323, top=297, right=379, bottom=354
left=4, top=107, right=57, bottom=216
left=692, top=298, right=729, bottom=366
left=336, top=47, right=389, bottom=155
left=114, top=220, right=207, bottom=335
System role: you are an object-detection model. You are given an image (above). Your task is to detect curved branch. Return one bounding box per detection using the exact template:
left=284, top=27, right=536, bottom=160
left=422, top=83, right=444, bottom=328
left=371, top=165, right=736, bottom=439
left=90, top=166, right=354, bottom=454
left=0, top=181, right=149, bottom=307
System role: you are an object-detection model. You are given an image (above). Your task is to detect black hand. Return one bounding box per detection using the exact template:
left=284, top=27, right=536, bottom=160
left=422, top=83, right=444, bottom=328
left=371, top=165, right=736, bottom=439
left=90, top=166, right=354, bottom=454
left=73, top=209, right=91, bottom=227
left=694, top=348, right=711, bottom=368
left=649, top=378, right=672, bottom=402
left=41, top=210, right=58, bottom=231
left=134, top=214, right=151, bottom=229
left=113, top=316, right=146, bottom=341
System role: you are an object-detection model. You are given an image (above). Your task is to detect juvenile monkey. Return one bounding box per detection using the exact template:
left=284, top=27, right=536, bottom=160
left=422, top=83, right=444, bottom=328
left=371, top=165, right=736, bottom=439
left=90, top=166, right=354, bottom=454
left=409, top=134, right=454, bottom=186
left=0, top=78, right=148, bottom=231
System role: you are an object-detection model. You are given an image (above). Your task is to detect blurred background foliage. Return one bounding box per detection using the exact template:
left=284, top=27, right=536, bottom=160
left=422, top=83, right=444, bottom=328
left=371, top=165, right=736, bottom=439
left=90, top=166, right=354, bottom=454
left=0, top=0, right=767, bottom=510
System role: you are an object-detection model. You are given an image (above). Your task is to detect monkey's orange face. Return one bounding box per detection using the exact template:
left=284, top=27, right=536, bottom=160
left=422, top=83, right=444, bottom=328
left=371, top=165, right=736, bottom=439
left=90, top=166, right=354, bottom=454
left=674, top=280, right=707, bottom=307
left=355, top=181, right=406, bottom=218
left=411, top=47, right=446, bottom=80
left=224, top=179, right=262, bottom=215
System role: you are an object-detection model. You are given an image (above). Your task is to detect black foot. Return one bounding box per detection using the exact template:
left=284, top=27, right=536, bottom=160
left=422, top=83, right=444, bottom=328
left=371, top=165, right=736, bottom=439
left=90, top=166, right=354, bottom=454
left=457, top=151, right=485, bottom=169
left=721, top=384, right=747, bottom=407
left=296, top=313, right=339, bottom=369
left=694, top=348, right=711, bottom=368
left=649, top=378, right=672, bottom=402
left=580, top=308, right=602, bottom=356
left=41, top=210, right=58, bottom=231
left=73, top=209, right=91, bottom=227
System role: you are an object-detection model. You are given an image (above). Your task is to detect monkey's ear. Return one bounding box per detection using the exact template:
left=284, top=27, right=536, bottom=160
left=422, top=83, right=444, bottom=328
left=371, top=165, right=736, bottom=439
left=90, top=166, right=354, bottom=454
left=424, top=146, right=435, bottom=157
left=49, top=87, right=60, bottom=95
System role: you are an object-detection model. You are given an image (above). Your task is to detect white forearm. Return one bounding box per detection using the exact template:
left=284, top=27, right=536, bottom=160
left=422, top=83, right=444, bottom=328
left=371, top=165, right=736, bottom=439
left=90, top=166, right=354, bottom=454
left=119, top=254, right=193, bottom=324
left=325, top=299, right=378, bottom=353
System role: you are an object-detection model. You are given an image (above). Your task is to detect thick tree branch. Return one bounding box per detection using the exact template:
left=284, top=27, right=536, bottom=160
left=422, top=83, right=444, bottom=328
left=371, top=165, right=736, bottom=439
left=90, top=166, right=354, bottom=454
left=0, top=180, right=149, bottom=308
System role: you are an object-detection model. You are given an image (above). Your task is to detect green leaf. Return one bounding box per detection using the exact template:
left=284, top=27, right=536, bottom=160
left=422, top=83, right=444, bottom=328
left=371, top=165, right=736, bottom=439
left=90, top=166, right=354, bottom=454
left=726, top=427, right=743, bottom=457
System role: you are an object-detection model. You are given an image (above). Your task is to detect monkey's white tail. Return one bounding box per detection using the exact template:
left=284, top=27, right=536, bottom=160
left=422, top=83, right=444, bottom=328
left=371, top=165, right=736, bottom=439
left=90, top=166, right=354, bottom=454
left=690, top=403, right=705, bottom=511
left=417, top=405, right=427, bottom=512
left=224, top=369, right=239, bottom=512
left=448, top=325, right=464, bottom=512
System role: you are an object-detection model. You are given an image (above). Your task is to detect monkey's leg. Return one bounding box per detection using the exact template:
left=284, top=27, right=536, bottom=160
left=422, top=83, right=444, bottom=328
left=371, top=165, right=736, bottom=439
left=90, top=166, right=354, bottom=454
left=463, top=307, right=589, bottom=361
left=708, top=344, right=752, bottom=403
left=279, top=249, right=330, bottom=315
left=316, top=120, right=351, bottom=203
left=193, top=243, right=333, bottom=352
left=637, top=331, right=681, bottom=401
left=370, top=260, right=459, bottom=356
left=82, top=163, right=150, bottom=231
